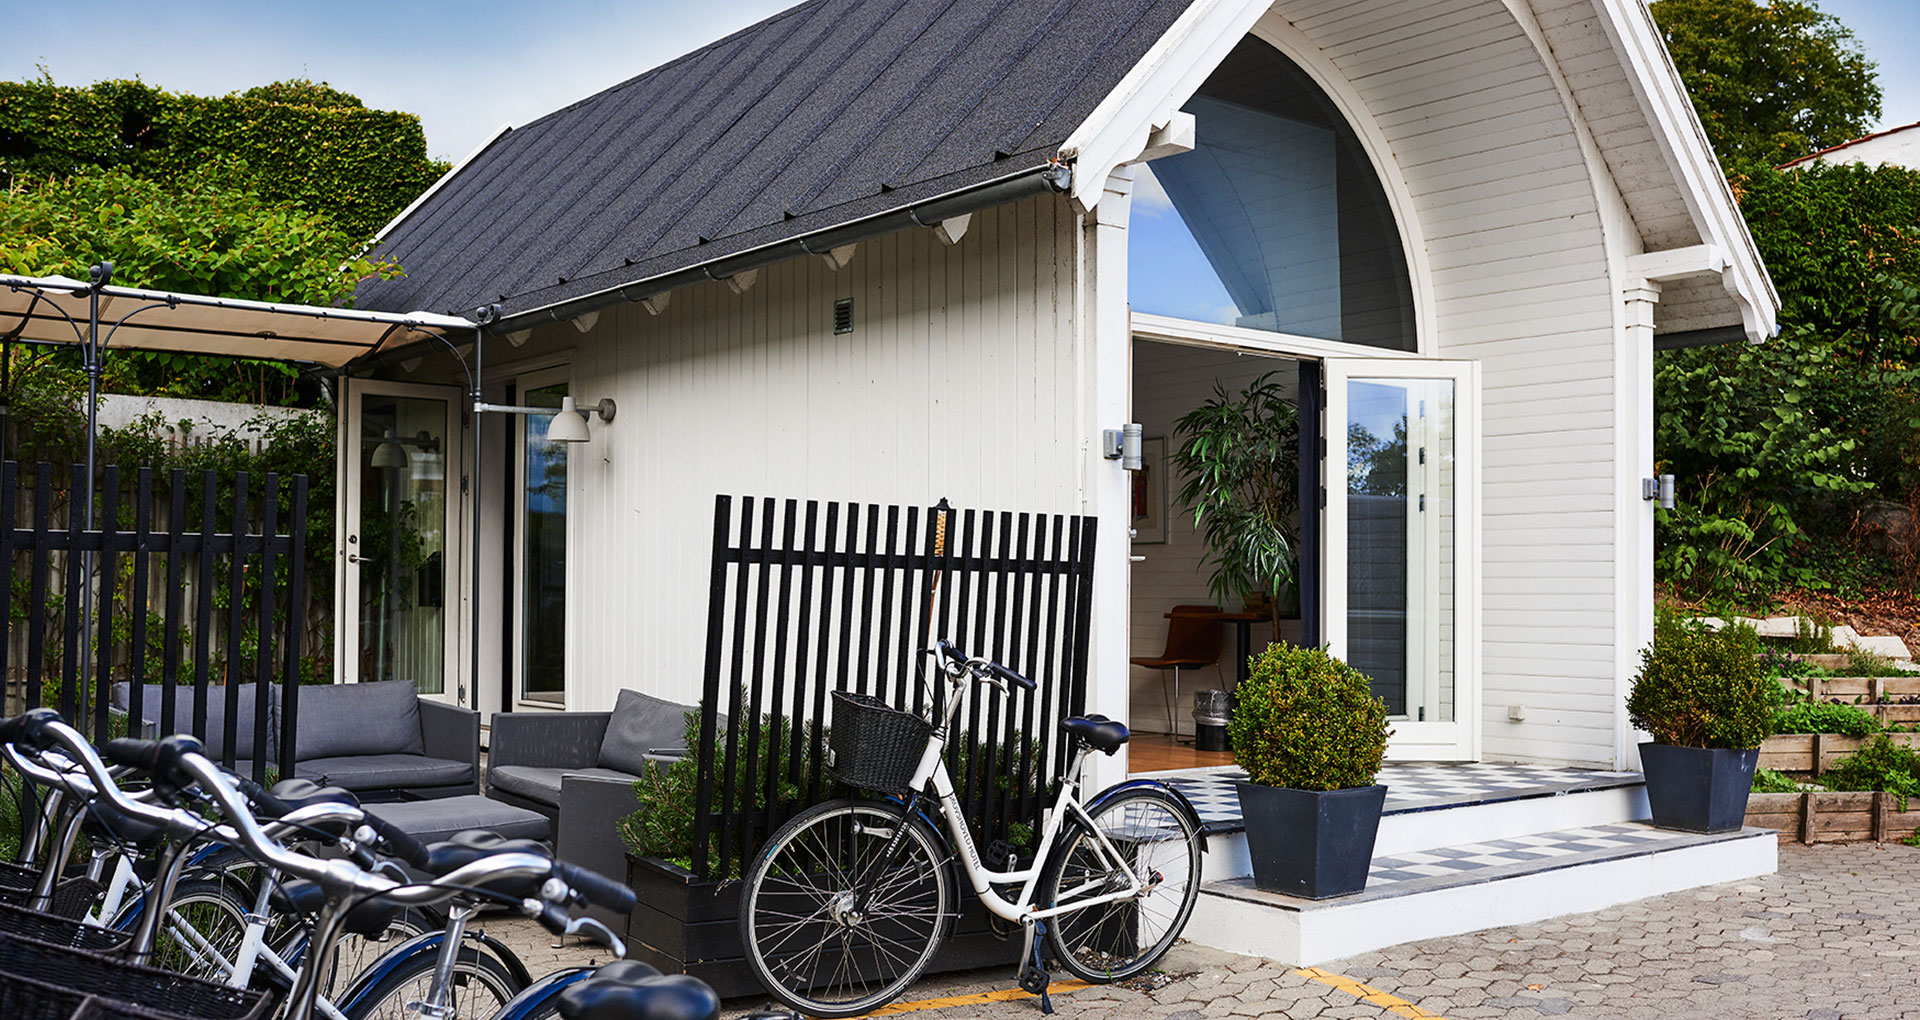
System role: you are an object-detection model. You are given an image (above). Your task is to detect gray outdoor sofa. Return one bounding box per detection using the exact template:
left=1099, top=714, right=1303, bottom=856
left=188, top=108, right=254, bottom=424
left=114, top=678, right=480, bottom=802
left=486, top=689, right=702, bottom=907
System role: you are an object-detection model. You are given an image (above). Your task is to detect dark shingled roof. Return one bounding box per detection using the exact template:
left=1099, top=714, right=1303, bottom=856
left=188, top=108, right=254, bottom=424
left=354, top=0, right=1195, bottom=319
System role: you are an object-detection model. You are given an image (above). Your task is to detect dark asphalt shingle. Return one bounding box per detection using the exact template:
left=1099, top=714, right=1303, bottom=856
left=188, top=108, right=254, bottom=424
left=355, top=0, right=1194, bottom=318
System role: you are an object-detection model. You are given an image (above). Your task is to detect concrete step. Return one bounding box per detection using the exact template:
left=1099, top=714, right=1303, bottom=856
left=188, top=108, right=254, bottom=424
left=1186, top=822, right=1778, bottom=966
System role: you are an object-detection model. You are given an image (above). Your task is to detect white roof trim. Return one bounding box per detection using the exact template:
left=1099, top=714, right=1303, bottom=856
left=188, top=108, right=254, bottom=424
left=366, top=122, right=515, bottom=250
left=1589, top=0, right=1779, bottom=341
left=1056, top=0, right=1270, bottom=211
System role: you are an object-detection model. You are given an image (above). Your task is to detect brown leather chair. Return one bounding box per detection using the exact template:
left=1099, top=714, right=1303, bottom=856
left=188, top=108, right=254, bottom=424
left=1132, top=604, right=1225, bottom=740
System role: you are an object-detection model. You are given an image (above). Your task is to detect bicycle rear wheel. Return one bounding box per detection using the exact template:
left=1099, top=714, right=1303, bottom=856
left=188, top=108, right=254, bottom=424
left=1041, top=786, right=1202, bottom=982
left=740, top=799, right=952, bottom=1018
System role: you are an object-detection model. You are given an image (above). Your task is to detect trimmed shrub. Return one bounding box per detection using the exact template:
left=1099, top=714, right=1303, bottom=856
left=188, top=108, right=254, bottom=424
left=1229, top=643, right=1388, bottom=791
left=1627, top=617, right=1775, bottom=749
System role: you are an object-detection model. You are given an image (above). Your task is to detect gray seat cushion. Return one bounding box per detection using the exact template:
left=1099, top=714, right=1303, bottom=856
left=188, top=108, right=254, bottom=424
left=111, top=682, right=273, bottom=761
left=598, top=690, right=697, bottom=776
left=488, top=765, right=636, bottom=807
left=280, top=680, right=425, bottom=759
left=365, top=795, right=551, bottom=844
left=295, top=753, right=473, bottom=792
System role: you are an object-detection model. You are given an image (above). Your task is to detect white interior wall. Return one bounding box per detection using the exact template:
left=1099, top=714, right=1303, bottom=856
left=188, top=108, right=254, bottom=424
left=1126, top=340, right=1299, bottom=735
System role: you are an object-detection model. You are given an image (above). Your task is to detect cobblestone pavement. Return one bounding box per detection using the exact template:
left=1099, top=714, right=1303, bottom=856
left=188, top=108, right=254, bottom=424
left=483, top=842, right=1920, bottom=1019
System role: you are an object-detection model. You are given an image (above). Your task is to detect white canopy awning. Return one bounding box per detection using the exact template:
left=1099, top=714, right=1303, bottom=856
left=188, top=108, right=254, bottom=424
left=0, top=275, right=475, bottom=368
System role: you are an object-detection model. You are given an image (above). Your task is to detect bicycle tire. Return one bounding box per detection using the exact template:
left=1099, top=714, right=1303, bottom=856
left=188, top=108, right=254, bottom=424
left=1040, top=785, right=1202, bottom=983
left=739, top=798, right=952, bottom=1018
left=342, top=942, right=522, bottom=1020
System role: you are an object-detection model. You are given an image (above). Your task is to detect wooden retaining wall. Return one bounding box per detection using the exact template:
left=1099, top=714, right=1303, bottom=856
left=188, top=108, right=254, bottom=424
left=1748, top=790, right=1920, bottom=844
left=1757, top=732, right=1920, bottom=774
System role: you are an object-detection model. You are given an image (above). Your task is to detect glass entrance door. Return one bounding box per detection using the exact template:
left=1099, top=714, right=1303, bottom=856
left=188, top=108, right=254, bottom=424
left=1324, top=360, right=1478, bottom=760
left=343, top=380, right=463, bottom=702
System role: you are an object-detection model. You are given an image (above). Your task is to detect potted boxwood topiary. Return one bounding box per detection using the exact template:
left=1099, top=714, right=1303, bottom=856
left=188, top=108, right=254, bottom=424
left=1626, top=618, right=1774, bottom=833
left=1228, top=643, right=1389, bottom=898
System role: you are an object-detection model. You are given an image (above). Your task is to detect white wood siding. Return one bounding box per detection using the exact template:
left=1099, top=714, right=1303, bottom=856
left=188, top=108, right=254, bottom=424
left=466, top=194, right=1081, bottom=714
left=1282, top=0, right=1627, bottom=766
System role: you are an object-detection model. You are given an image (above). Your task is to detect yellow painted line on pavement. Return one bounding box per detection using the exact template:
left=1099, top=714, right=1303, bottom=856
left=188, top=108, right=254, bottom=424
left=864, top=979, right=1095, bottom=1016
left=1296, top=967, right=1450, bottom=1020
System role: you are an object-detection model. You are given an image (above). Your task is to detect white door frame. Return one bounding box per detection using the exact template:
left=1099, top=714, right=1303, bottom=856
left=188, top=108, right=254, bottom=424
left=508, top=366, right=575, bottom=710
left=1324, top=358, right=1480, bottom=761
left=339, top=377, right=466, bottom=703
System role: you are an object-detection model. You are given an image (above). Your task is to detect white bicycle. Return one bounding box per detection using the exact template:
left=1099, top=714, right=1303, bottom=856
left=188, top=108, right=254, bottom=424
left=738, top=640, right=1207, bottom=1017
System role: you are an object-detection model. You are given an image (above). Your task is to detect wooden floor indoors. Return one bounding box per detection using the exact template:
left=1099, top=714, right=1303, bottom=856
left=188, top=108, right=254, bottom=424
left=1128, top=731, right=1234, bottom=773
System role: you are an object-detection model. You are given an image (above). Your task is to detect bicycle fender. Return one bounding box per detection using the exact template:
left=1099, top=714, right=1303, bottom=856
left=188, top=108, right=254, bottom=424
left=1081, top=780, right=1209, bottom=852
left=469, top=927, right=535, bottom=989
left=491, top=966, right=594, bottom=1020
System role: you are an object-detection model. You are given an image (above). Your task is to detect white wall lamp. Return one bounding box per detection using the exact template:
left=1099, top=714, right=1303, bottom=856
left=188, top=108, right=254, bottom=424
left=474, top=396, right=617, bottom=444
left=1102, top=423, right=1144, bottom=470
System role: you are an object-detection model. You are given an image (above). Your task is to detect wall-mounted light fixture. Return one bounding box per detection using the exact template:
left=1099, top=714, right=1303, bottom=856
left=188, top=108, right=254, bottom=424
left=1642, top=474, right=1675, bottom=510
left=474, top=397, right=617, bottom=444
left=1102, top=423, right=1145, bottom=470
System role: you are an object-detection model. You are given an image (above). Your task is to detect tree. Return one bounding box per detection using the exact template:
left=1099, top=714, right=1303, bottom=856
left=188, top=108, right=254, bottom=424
left=1651, top=0, right=1881, bottom=166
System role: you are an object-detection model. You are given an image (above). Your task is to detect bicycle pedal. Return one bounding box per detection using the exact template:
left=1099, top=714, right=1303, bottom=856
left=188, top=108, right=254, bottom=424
left=985, top=840, right=1019, bottom=869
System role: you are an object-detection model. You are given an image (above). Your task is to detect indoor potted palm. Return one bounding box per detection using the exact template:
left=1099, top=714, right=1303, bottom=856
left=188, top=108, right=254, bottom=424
left=1625, top=618, right=1773, bottom=832
left=1228, top=643, right=1389, bottom=898
left=1172, top=371, right=1299, bottom=629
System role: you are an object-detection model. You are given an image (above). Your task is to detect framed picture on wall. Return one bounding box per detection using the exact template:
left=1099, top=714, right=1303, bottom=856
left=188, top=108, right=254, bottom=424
left=1132, top=437, right=1168, bottom=544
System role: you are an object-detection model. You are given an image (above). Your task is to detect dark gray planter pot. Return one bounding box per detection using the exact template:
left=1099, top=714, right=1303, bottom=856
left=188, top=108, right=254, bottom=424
left=1639, top=743, right=1759, bottom=833
left=1234, top=782, right=1386, bottom=899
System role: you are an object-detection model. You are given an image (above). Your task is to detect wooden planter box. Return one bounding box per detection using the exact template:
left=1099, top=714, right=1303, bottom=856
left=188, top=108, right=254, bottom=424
left=625, top=854, right=1021, bottom=998
left=1759, top=731, right=1920, bottom=773
left=1746, top=790, right=1920, bottom=843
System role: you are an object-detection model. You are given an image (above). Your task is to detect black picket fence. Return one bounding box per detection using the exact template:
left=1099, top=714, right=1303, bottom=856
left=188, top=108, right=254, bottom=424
left=1, top=461, right=310, bottom=780
left=691, top=494, right=1098, bottom=880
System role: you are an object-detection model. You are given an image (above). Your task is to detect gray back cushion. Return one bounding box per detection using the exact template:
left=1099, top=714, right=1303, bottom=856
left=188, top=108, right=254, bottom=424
left=111, top=682, right=271, bottom=760
left=598, top=690, right=697, bottom=776
left=280, top=680, right=424, bottom=760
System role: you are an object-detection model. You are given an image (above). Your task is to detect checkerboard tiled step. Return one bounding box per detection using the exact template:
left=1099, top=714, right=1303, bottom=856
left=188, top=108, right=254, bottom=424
left=1364, top=822, right=1692, bottom=889
left=1158, top=762, right=1643, bottom=835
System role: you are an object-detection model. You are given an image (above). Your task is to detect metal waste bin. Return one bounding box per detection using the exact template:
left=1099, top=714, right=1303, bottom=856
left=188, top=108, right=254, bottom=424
left=1192, top=689, right=1231, bottom=752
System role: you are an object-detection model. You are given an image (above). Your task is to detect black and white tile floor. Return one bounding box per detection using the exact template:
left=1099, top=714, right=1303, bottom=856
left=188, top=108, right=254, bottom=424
left=1364, top=822, right=1680, bottom=886
left=1155, top=761, right=1642, bottom=833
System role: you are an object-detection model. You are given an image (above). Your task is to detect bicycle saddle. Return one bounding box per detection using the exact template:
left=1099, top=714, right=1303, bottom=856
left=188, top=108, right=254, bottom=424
left=557, top=967, right=720, bottom=1020
left=421, top=830, right=553, bottom=898
left=1062, top=715, right=1130, bottom=754
left=266, top=778, right=360, bottom=812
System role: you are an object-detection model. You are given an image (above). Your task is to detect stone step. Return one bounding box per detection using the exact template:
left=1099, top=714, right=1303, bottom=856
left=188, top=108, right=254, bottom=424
left=1187, top=823, right=1777, bottom=966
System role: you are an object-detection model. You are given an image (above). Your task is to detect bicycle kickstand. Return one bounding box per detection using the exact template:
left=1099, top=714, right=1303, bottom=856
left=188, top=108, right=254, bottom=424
left=1018, top=919, right=1053, bottom=1015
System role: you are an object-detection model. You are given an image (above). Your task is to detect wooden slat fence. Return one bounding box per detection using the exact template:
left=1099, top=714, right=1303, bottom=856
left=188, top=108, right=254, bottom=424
left=691, top=494, right=1098, bottom=880
left=2, top=461, right=309, bottom=779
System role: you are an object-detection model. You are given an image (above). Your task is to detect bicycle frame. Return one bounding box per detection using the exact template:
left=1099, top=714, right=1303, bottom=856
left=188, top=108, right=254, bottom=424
left=892, top=663, right=1148, bottom=928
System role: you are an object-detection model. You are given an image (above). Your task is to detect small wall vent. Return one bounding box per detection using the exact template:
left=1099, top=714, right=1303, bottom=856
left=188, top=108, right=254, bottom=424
left=834, top=298, right=854, bottom=334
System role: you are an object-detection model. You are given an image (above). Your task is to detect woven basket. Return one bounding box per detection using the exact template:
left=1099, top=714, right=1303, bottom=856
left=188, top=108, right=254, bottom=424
left=0, top=864, right=104, bottom=922
left=0, top=935, right=266, bottom=1020
left=827, top=691, right=932, bottom=794
left=0, top=970, right=94, bottom=1020
left=0, top=903, right=130, bottom=954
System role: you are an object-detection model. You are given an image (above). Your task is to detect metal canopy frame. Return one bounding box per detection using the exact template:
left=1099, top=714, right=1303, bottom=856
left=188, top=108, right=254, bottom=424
left=0, top=267, right=496, bottom=715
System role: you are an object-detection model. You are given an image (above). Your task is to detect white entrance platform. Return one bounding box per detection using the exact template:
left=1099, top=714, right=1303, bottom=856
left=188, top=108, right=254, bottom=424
left=1148, top=762, right=1778, bottom=965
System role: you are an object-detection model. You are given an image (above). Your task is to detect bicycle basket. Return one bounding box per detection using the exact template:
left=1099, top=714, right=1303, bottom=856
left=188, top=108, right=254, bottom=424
left=0, top=903, right=130, bottom=954
left=0, top=969, right=93, bottom=1020
left=827, top=691, right=932, bottom=794
left=0, top=935, right=267, bottom=1020
left=0, top=864, right=104, bottom=922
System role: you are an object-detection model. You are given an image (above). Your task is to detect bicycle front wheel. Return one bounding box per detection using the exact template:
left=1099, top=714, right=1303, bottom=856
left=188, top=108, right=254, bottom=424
left=1041, top=786, right=1202, bottom=983
left=740, top=799, right=952, bottom=1018
left=343, top=943, right=521, bottom=1020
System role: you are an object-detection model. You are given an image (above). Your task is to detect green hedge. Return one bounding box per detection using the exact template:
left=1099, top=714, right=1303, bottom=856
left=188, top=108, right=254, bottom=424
left=0, top=75, right=446, bottom=237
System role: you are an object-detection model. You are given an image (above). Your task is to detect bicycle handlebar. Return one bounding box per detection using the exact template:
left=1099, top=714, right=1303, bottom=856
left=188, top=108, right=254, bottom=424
left=933, top=641, right=1036, bottom=691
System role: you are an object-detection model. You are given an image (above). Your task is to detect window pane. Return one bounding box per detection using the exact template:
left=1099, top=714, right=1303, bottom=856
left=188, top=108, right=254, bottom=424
left=522, top=383, right=568, bottom=700
left=357, top=396, right=448, bottom=694
left=1130, top=36, right=1415, bottom=351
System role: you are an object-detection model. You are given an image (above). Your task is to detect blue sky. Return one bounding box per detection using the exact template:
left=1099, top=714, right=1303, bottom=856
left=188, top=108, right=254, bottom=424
left=4, top=0, right=1914, bottom=162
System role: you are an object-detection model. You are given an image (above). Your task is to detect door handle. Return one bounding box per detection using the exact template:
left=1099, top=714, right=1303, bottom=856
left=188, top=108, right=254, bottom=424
left=346, top=553, right=365, bottom=564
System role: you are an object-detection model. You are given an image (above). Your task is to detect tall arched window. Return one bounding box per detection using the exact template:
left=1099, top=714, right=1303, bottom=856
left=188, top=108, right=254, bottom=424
left=1129, top=36, right=1415, bottom=351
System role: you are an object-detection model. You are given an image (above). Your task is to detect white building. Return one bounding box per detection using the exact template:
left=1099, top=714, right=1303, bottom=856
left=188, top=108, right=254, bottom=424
left=341, top=0, right=1778, bottom=778
left=1781, top=119, right=1920, bottom=170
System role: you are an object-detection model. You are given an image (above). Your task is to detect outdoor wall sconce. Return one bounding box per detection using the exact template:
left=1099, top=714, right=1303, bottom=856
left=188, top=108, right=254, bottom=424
left=1102, top=423, right=1145, bottom=470
left=474, top=396, right=617, bottom=444
left=1643, top=474, right=1675, bottom=509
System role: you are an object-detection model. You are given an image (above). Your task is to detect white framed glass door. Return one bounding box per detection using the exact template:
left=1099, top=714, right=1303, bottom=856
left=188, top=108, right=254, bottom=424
left=342, top=379, right=464, bottom=703
left=1324, top=359, right=1478, bottom=760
